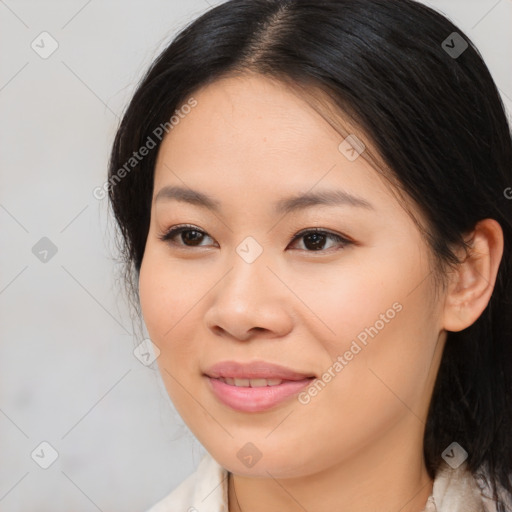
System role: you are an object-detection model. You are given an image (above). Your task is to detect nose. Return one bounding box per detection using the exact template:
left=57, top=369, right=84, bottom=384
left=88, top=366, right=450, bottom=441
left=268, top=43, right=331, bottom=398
left=203, top=251, right=294, bottom=342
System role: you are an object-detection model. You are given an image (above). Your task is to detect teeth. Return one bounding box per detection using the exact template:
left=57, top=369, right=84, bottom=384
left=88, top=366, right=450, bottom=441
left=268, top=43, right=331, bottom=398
left=265, top=379, right=283, bottom=386
left=249, top=378, right=270, bottom=387
left=219, top=377, right=283, bottom=387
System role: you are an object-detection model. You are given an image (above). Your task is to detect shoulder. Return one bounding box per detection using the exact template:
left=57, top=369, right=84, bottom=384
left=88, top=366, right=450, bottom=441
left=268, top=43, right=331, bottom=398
left=432, top=461, right=512, bottom=512
left=144, top=452, right=229, bottom=512
left=473, top=464, right=512, bottom=512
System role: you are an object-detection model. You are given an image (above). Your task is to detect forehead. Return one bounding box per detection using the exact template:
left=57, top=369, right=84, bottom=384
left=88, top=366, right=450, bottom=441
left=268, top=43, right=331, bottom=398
left=166, top=74, right=343, bottom=156
left=152, top=74, right=408, bottom=223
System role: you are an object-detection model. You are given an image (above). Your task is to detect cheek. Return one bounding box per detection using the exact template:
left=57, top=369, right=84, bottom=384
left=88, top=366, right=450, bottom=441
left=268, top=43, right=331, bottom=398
left=139, top=256, right=169, bottom=339
left=139, top=249, right=204, bottom=341
left=302, top=242, right=437, bottom=394
left=291, top=245, right=426, bottom=349
left=138, top=251, right=206, bottom=415
left=319, top=287, right=437, bottom=428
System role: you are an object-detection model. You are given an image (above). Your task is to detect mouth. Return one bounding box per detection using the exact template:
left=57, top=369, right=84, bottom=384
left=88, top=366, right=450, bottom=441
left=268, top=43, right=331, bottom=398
left=204, top=360, right=315, bottom=381
left=204, top=360, right=316, bottom=412
left=214, top=377, right=287, bottom=387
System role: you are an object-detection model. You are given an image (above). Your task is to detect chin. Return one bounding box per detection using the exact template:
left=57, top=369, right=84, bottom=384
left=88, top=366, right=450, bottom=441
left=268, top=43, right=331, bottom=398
left=204, top=443, right=317, bottom=479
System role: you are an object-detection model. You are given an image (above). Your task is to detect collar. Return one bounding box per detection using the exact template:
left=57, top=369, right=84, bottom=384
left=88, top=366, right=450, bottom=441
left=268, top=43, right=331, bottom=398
left=147, top=452, right=497, bottom=512
left=426, top=461, right=487, bottom=512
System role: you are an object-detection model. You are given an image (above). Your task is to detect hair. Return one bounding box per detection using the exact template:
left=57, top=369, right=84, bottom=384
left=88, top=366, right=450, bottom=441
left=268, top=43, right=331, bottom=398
left=107, top=0, right=512, bottom=506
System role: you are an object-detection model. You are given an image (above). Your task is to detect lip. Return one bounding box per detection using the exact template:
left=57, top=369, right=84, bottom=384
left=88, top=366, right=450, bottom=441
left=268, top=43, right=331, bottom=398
left=204, top=360, right=315, bottom=380
left=204, top=360, right=315, bottom=413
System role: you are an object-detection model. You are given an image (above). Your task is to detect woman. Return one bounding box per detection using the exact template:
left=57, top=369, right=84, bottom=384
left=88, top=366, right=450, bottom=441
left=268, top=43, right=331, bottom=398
left=107, top=0, right=512, bottom=510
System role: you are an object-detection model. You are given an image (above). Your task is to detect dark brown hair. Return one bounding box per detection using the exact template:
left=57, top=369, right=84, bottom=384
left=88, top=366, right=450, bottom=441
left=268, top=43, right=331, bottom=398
left=108, top=0, right=512, bottom=505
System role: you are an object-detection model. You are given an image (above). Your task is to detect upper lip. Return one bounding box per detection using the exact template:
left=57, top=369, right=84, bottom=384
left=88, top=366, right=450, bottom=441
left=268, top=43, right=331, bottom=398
left=204, top=360, right=315, bottom=381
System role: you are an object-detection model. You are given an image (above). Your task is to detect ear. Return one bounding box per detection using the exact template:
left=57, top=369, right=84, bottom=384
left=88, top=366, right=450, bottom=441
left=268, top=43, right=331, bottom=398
left=442, top=218, right=504, bottom=332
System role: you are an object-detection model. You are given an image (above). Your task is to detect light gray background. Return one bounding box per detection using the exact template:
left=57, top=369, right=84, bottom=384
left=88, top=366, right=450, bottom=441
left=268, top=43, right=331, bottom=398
left=1, top=1, right=511, bottom=511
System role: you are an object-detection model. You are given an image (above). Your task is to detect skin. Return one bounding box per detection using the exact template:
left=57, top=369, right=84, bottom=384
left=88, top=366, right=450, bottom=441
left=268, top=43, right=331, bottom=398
left=138, top=73, right=504, bottom=512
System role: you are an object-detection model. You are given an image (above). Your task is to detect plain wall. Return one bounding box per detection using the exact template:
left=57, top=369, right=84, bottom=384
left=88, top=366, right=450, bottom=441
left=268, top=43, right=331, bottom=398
left=1, top=0, right=511, bottom=510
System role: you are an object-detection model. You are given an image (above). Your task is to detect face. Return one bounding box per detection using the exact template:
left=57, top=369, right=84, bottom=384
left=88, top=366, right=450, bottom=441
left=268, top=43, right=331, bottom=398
left=138, top=73, right=447, bottom=479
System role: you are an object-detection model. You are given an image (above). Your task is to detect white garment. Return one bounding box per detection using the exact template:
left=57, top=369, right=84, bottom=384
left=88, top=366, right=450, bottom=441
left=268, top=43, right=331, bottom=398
left=145, top=452, right=509, bottom=512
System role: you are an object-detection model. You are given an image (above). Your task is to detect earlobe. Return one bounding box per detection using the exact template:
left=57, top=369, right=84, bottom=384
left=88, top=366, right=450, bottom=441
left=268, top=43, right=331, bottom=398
left=442, top=219, right=504, bottom=332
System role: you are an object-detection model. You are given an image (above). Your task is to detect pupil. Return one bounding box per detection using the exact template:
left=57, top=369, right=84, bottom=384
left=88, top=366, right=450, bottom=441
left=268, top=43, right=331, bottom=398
left=184, top=230, right=203, bottom=245
left=305, top=233, right=325, bottom=250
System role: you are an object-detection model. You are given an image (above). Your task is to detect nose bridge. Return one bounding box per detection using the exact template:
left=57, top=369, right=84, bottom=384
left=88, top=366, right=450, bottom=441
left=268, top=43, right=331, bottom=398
left=224, top=235, right=270, bottom=302
left=204, top=235, right=293, bottom=339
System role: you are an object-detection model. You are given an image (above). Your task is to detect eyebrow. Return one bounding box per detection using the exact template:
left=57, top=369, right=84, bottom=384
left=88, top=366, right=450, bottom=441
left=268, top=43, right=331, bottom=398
left=154, top=185, right=374, bottom=214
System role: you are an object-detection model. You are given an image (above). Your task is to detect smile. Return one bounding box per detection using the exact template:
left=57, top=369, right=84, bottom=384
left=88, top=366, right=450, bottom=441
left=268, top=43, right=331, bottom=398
left=206, top=375, right=315, bottom=412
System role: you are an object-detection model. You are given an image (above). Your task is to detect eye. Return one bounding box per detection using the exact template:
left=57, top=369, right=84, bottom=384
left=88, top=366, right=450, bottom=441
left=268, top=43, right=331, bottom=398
left=158, top=224, right=215, bottom=248
left=158, top=225, right=353, bottom=252
left=288, top=228, right=352, bottom=252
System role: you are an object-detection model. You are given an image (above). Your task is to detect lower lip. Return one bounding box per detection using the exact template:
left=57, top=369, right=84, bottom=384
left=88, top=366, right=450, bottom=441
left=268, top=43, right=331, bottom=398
left=206, top=376, right=313, bottom=412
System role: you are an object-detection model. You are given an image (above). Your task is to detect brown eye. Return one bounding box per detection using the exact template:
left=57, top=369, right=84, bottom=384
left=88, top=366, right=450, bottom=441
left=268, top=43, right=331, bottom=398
left=289, top=229, right=352, bottom=252
left=158, top=225, right=214, bottom=247
left=178, top=229, right=205, bottom=246
left=301, top=232, right=329, bottom=251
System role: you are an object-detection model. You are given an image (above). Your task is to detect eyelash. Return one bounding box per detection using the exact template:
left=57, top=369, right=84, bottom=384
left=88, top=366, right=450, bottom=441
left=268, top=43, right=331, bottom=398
left=157, top=224, right=353, bottom=253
